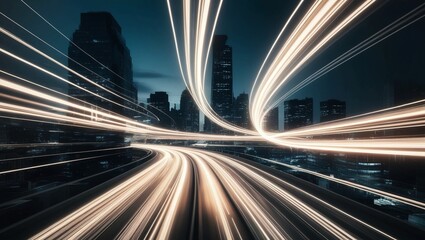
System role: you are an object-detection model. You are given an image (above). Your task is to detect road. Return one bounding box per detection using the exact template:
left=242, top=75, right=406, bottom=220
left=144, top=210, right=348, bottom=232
left=3, top=144, right=424, bottom=239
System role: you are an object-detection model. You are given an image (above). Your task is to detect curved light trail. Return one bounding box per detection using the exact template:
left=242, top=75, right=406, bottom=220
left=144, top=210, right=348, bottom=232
left=28, top=145, right=423, bottom=239
left=0, top=1, right=425, bottom=238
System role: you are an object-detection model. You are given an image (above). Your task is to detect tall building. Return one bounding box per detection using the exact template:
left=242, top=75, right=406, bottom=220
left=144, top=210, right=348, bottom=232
left=169, top=104, right=179, bottom=130
left=179, top=89, right=199, bottom=132
left=233, top=93, right=250, bottom=129
left=284, top=98, right=313, bottom=130
left=264, top=107, right=279, bottom=132
left=209, top=35, right=233, bottom=134
left=67, top=12, right=137, bottom=143
left=147, top=91, right=172, bottom=128
left=148, top=91, right=170, bottom=113
left=320, top=99, right=346, bottom=122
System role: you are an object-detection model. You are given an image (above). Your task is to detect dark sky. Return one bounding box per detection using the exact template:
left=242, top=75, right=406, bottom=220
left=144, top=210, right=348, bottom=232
left=1, top=0, right=424, bottom=125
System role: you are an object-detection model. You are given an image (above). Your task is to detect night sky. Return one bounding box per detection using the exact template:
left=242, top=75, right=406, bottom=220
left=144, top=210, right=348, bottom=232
left=1, top=0, right=424, bottom=125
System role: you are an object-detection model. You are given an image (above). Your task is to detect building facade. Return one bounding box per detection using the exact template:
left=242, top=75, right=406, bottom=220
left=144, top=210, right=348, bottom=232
left=233, top=93, right=250, bottom=129
left=179, top=89, right=199, bottom=132
left=209, top=35, right=233, bottom=134
left=264, top=107, right=279, bottom=132
left=67, top=12, right=137, bottom=144
left=147, top=91, right=172, bottom=128
left=284, top=98, right=313, bottom=130
left=320, top=99, right=346, bottom=122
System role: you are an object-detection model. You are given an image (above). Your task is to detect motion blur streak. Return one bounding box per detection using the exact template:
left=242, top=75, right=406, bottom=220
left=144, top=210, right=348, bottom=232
left=165, top=0, right=425, bottom=157
left=19, top=0, right=131, bottom=85
left=31, top=145, right=399, bottom=239
left=1, top=0, right=424, bottom=155
left=269, top=3, right=425, bottom=110
left=167, top=0, right=257, bottom=135
left=31, top=149, right=176, bottom=239
left=2, top=0, right=425, bottom=158
left=251, top=0, right=375, bottom=132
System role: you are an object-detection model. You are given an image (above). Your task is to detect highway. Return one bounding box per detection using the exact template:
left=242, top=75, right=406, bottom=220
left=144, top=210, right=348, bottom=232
left=3, top=144, right=423, bottom=239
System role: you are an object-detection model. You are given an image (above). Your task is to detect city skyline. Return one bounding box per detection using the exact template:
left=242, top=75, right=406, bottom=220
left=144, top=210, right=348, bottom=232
left=1, top=0, right=423, bottom=116
left=1, top=1, right=425, bottom=238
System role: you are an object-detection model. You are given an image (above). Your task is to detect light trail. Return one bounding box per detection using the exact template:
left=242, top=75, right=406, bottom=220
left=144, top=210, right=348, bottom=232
left=1, top=0, right=425, bottom=158
left=245, top=0, right=425, bottom=158
left=234, top=151, right=425, bottom=211
left=2, top=70, right=425, bottom=156
left=5, top=2, right=188, bottom=129
left=0, top=153, right=121, bottom=175
left=273, top=100, right=425, bottom=137
left=0, top=146, right=130, bottom=163
left=30, top=145, right=408, bottom=239
left=167, top=0, right=257, bottom=135
left=251, top=0, right=375, bottom=131
left=268, top=3, right=425, bottom=111
left=0, top=75, right=266, bottom=142
left=195, top=148, right=387, bottom=239
left=0, top=69, right=154, bottom=121
left=0, top=43, right=153, bottom=119
left=220, top=153, right=396, bottom=240
left=30, top=151, right=173, bottom=239
left=167, top=0, right=425, bottom=157
left=1, top=1, right=424, bottom=238
left=19, top=0, right=131, bottom=87
left=0, top=11, right=137, bottom=99
left=0, top=142, right=111, bottom=148
left=249, top=0, right=305, bottom=108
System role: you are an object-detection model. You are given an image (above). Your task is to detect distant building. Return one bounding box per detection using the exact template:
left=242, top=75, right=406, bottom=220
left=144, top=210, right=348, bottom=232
left=148, top=91, right=170, bottom=113
left=264, top=107, right=279, bottom=132
left=233, top=93, right=250, bottom=129
left=67, top=12, right=137, bottom=144
left=209, top=35, right=233, bottom=134
left=147, top=91, right=172, bottom=128
left=179, top=89, right=199, bottom=132
left=320, top=99, right=346, bottom=122
left=169, top=104, right=179, bottom=130
left=284, top=98, right=313, bottom=130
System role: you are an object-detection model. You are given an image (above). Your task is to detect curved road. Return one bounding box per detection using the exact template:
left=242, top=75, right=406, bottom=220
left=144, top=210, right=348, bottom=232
left=12, top=144, right=424, bottom=239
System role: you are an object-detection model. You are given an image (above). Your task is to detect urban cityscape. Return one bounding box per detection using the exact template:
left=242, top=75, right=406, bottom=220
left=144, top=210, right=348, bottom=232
left=0, top=0, right=425, bottom=239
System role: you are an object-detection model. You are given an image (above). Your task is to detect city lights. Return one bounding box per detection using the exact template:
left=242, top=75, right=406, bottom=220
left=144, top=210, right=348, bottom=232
left=1, top=0, right=424, bottom=238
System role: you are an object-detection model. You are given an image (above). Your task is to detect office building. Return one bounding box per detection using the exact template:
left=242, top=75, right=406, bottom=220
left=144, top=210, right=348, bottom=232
left=67, top=12, right=137, bottom=143
left=209, top=35, right=233, bottom=134
left=264, top=107, right=279, bottom=132
left=179, top=89, right=199, bottom=132
left=147, top=91, right=172, bottom=128
left=320, top=99, right=346, bottom=122
left=233, top=93, right=250, bottom=129
left=284, top=98, right=313, bottom=130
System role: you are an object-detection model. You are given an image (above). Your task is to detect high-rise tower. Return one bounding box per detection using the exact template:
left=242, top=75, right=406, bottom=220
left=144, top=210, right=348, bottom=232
left=179, top=89, right=199, bottom=132
left=209, top=35, right=233, bottom=134
left=284, top=98, right=313, bottom=130
left=67, top=12, right=137, bottom=143
left=320, top=99, right=346, bottom=122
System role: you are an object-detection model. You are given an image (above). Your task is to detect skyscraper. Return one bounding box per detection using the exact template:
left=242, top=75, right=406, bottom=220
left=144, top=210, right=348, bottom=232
left=67, top=12, right=137, bottom=143
left=284, top=98, right=313, bottom=130
left=147, top=91, right=172, bottom=128
left=179, top=89, right=199, bottom=132
left=264, top=107, right=279, bottom=132
left=233, top=93, right=250, bottom=129
left=209, top=35, right=233, bottom=134
left=148, top=92, right=170, bottom=113
left=320, top=99, right=346, bottom=122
